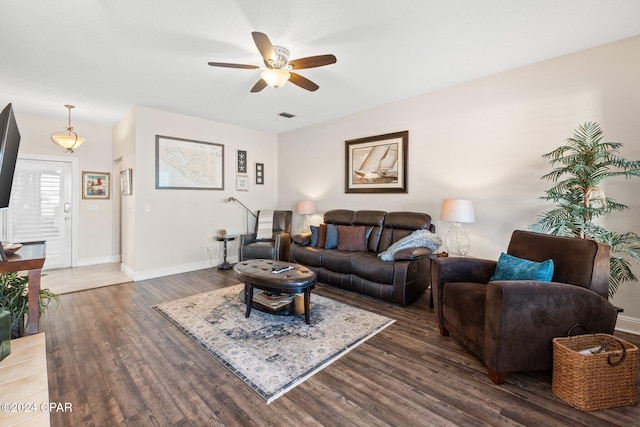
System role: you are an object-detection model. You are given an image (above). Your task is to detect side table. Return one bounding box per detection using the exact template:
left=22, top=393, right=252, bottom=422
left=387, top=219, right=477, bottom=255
left=215, top=235, right=236, bottom=270
left=0, top=241, right=46, bottom=335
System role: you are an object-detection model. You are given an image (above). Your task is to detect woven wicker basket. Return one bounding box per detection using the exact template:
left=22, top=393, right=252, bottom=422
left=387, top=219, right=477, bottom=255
left=552, top=333, right=638, bottom=411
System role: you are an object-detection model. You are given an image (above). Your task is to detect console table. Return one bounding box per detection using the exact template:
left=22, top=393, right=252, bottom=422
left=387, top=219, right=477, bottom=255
left=0, top=241, right=46, bottom=335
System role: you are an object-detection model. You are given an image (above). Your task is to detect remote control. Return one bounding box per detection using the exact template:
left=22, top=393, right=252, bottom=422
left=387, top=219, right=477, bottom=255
left=272, top=265, right=294, bottom=274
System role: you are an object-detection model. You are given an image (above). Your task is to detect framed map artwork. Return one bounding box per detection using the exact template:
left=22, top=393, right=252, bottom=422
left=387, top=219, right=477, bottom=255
left=155, top=135, right=224, bottom=190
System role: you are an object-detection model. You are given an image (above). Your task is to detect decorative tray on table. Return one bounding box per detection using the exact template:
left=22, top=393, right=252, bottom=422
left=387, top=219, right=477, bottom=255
left=1, top=242, right=22, bottom=255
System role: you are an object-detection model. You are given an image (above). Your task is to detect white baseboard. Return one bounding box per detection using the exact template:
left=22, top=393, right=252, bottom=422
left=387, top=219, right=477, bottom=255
left=75, top=255, right=121, bottom=267
left=120, top=263, right=135, bottom=281
left=121, top=257, right=224, bottom=282
left=615, top=314, right=640, bottom=336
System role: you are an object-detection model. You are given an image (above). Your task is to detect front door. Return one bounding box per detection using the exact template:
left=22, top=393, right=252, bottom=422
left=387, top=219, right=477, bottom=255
left=4, top=157, right=74, bottom=269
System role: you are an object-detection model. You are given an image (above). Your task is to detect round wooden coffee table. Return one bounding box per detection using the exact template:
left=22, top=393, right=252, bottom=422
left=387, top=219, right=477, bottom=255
left=234, top=259, right=317, bottom=324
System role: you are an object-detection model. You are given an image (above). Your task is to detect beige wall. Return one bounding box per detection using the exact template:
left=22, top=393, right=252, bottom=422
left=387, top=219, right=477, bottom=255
left=118, top=106, right=279, bottom=280
left=113, top=107, right=137, bottom=272
left=13, top=112, right=116, bottom=266
left=278, top=35, right=640, bottom=332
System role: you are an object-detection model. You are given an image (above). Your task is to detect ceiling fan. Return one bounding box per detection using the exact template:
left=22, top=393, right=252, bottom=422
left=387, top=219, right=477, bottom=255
left=208, top=31, right=337, bottom=92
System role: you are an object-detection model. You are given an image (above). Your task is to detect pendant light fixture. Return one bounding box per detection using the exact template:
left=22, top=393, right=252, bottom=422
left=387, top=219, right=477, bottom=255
left=51, top=104, right=86, bottom=153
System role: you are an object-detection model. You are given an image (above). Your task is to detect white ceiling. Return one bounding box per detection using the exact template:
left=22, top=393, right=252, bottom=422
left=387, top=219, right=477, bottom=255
left=2, top=0, right=640, bottom=134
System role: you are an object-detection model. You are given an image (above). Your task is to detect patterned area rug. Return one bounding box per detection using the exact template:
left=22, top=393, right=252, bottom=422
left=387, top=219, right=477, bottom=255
left=153, top=284, right=394, bottom=403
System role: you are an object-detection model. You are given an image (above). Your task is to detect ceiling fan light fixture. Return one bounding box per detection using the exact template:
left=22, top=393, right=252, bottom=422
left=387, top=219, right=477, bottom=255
left=51, top=105, right=85, bottom=153
left=261, top=68, right=290, bottom=88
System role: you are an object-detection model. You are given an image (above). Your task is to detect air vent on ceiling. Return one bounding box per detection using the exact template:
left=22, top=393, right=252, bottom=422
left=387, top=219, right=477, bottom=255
left=278, top=112, right=296, bottom=118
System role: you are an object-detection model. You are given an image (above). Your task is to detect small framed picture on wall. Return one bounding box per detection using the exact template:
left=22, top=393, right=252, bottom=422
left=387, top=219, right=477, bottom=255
left=120, top=168, right=132, bottom=195
left=237, top=150, right=247, bottom=173
left=236, top=175, right=249, bottom=191
left=255, top=163, right=264, bottom=185
left=82, top=171, right=110, bottom=199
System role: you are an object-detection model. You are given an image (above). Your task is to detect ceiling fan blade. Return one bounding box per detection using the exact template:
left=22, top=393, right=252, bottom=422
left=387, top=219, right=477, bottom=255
left=288, top=54, right=337, bottom=70
left=251, top=32, right=276, bottom=62
left=208, top=62, right=259, bottom=69
left=289, top=72, right=319, bottom=92
left=250, top=79, right=268, bottom=93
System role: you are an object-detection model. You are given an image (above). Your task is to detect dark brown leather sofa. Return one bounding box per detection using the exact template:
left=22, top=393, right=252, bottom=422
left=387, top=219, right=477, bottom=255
left=432, top=230, right=618, bottom=384
left=290, top=209, right=436, bottom=305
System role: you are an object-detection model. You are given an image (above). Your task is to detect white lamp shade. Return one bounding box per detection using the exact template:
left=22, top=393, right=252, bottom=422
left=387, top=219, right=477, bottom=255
left=260, top=69, right=290, bottom=88
left=297, top=200, right=317, bottom=215
left=440, top=199, right=475, bottom=223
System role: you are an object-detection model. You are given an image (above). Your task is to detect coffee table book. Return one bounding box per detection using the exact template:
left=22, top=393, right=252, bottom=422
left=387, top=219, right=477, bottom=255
left=253, top=291, right=295, bottom=310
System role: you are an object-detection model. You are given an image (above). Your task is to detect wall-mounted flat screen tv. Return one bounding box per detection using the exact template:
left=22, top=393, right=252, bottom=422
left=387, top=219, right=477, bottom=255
left=0, top=103, right=21, bottom=210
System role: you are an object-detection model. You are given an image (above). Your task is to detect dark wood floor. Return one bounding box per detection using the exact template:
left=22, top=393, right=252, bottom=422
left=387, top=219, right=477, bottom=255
left=41, top=268, right=640, bottom=426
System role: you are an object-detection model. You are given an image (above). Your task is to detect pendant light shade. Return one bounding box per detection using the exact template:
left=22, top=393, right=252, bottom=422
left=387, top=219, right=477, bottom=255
left=51, top=105, right=85, bottom=153
left=260, top=68, right=290, bottom=88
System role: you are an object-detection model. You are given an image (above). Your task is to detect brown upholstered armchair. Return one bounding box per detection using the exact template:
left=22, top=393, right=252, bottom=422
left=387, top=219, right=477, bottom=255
left=431, top=230, right=618, bottom=384
left=238, top=210, right=292, bottom=262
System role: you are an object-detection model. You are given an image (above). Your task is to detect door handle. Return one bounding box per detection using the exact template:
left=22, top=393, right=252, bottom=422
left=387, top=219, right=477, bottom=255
left=64, top=203, right=71, bottom=213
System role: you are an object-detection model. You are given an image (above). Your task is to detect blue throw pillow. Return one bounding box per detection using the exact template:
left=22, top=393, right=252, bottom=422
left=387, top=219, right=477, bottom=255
left=325, top=224, right=339, bottom=249
left=310, top=226, right=319, bottom=247
left=490, top=252, right=554, bottom=282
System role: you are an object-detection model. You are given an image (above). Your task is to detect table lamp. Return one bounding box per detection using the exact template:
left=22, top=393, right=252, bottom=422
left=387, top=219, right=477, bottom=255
left=440, top=199, right=475, bottom=256
left=297, top=200, right=317, bottom=233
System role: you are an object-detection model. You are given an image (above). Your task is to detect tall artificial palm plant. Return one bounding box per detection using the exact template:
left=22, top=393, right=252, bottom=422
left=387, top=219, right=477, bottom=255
left=530, top=122, right=640, bottom=297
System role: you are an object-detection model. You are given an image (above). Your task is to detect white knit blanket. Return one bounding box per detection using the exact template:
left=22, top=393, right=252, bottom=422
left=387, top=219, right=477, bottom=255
left=378, top=229, right=442, bottom=261
left=256, top=210, right=274, bottom=239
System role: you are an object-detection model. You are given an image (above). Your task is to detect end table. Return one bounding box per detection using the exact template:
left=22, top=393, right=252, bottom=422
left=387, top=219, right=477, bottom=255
left=216, top=235, right=236, bottom=270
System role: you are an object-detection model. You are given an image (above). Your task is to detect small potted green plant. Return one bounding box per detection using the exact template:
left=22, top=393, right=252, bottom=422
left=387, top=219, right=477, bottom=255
left=0, top=272, right=59, bottom=338
left=531, top=122, right=640, bottom=297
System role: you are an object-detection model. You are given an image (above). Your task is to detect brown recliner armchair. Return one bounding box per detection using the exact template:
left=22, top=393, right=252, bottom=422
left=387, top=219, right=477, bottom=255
left=431, top=230, right=618, bottom=384
left=239, top=210, right=292, bottom=261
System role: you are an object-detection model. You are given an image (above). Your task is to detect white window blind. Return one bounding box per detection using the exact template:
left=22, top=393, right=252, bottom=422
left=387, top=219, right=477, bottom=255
left=9, top=168, right=63, bottom=259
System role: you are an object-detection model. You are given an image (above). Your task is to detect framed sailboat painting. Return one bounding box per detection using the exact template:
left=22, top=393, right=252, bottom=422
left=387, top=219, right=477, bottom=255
left=345, top=131, right=408, bottom=193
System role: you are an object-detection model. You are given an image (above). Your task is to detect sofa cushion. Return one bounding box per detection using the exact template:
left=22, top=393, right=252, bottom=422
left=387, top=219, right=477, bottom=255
left=351, top=252, right=395, bottom=284
left=324, top=209, right=356, bottom=225
left=291, top=246, right=325, bottom=267
left=490, top=252, right=554, bottom=282
left=241, top=241, right=276, bottom=260
left=317, top=224, right=327, bottom=248
left=321, top=249, right=359, bottom=274
left=378, top=211, right=433, bottom=252
left=352, top=210, right=386, bottom=252
left=337, top=225, right=366, bottom=252
left=325, top=224, right=339, bottom=249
